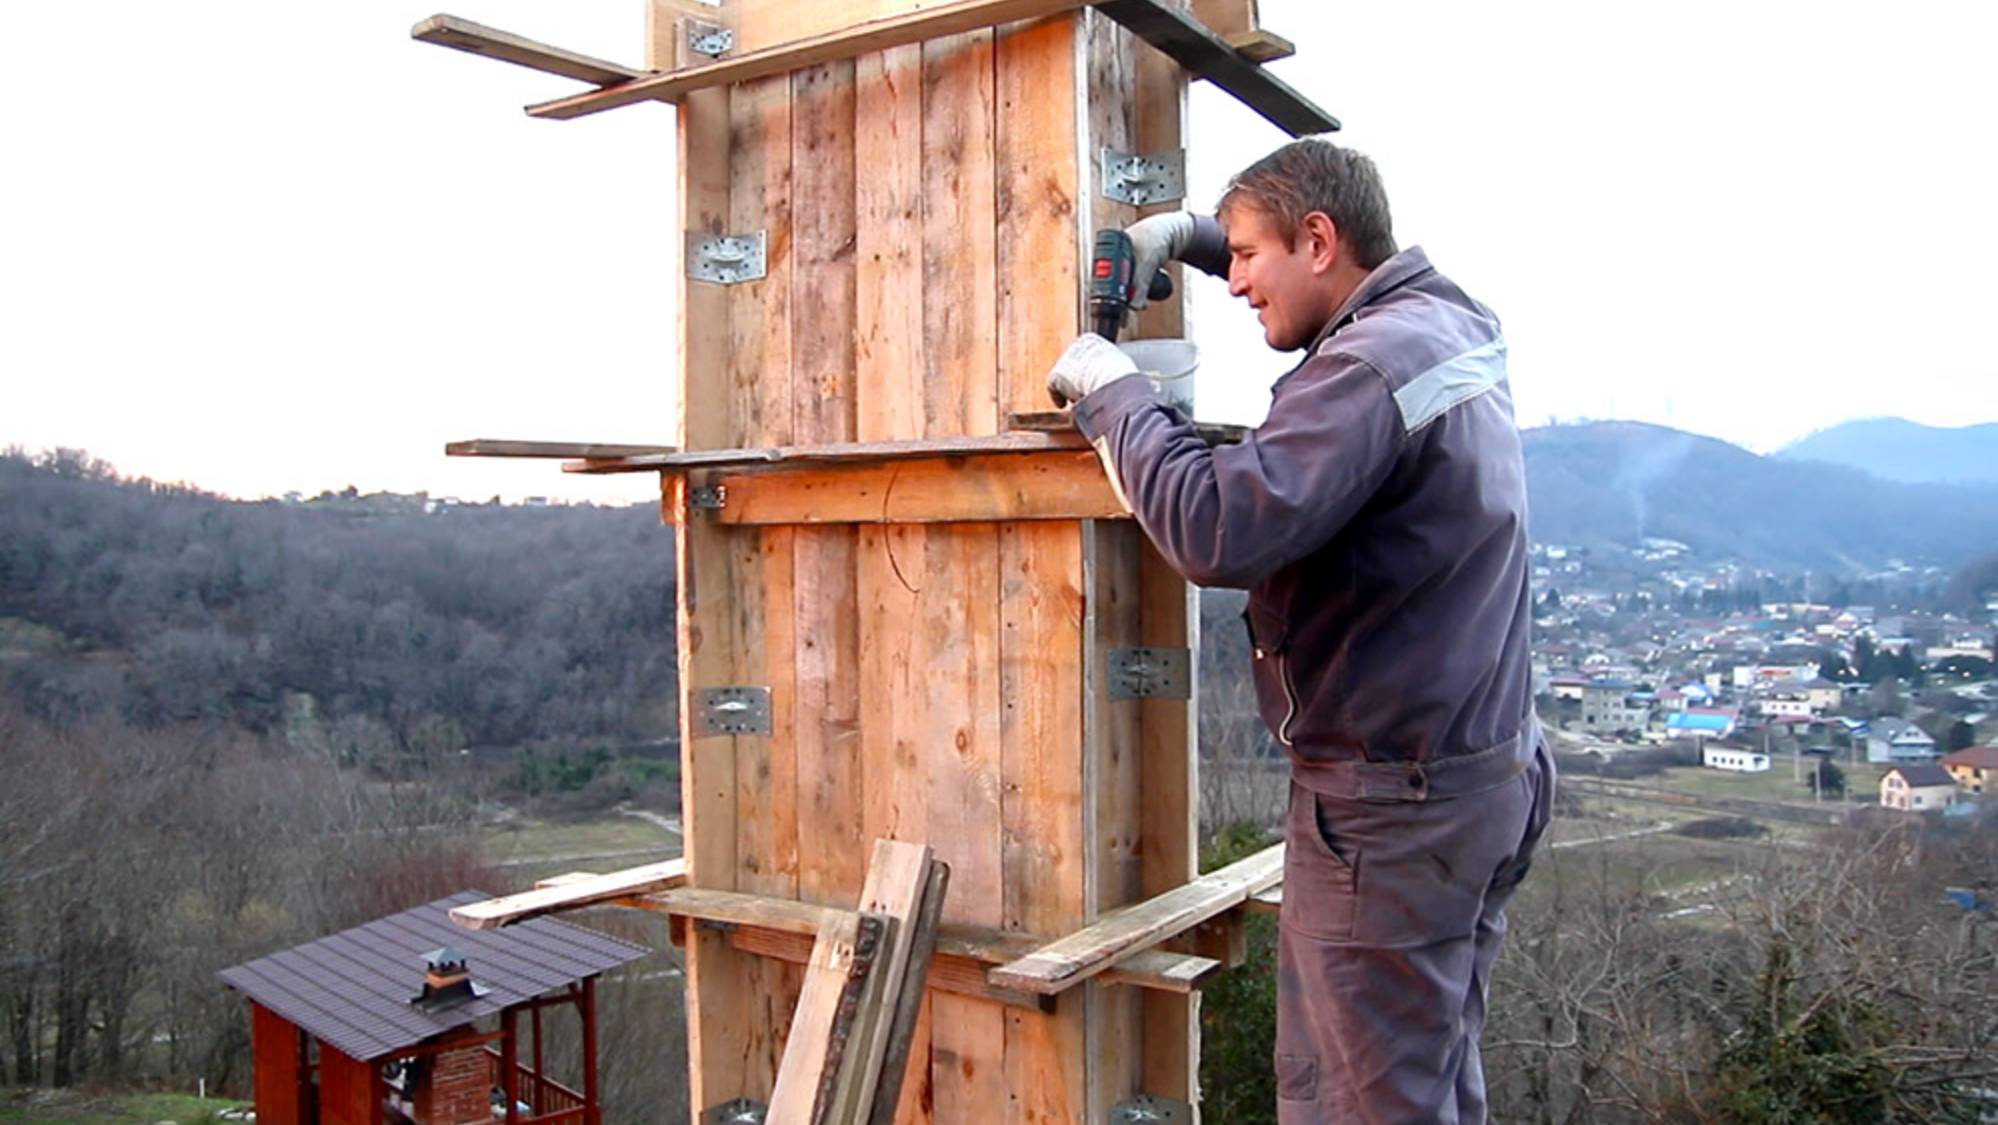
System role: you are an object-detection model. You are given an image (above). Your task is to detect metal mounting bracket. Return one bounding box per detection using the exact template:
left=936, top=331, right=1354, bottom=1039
left=687, top=231, right=766, bottom=284
left=1111, top=1095, right=1193, bottom=1124
left=696, top=686, right=772, bottom=736
left=702, top=1099, right=767, bottom=1125
left=683, top=18, right=734, bottom=58
left=1106, top=647, right=1191, bottom=700
left=1100, top=147, right=1186, bottom=206
left=689, top=484, right=726, bottom=511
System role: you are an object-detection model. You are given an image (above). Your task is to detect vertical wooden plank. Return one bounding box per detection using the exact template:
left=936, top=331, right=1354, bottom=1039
left=791, top=61, right=859, bottom=449
left=672, top=76, right=760, bottom=1124
left=730, top=74, right=796, bottom=451
left=913, top=25, right=1012, bottom=1125
left=1000, top=521, right=1089, bottom=1123
left=921, top=30, right=1000, bottom=438
left=855, top=36, right=930, bottom=868
left=730, top=67, right=799, bottom=905
left=737, top=68, right=806, bottom=1095
left=1127, top=27, right=1200, bottom=1105
left=1080, top=12, right=1147, bottom=1116
left=995, top=14, right=1085, bottom=418
left=250, top=1004, right=307, bottom=1125
left=1087, top=522, right=1145, bottom=1114
left=856, top=43, right=926, bottom=446
left=925, top=525, right=1007, bottom=1125
left=996, top=12, right=1091, bottom=1122
left=791, top=58, right=867, bottom=910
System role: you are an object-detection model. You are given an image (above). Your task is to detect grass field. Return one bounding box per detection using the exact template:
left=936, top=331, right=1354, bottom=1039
left=0, top=1091, right=244, bottom=1124
left=477, top=812, right=684, bottom=890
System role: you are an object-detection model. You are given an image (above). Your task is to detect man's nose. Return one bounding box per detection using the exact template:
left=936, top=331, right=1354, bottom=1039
left=1227, top=269, right=1250, bottom=298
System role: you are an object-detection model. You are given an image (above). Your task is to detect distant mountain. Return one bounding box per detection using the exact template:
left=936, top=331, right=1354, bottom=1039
left=1775, top=417, right=1998, bottom=484
left=1523, top=421, right=1998, bottom=572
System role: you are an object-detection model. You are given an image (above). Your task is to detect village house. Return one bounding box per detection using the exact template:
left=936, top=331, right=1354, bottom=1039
left=1704, top=745, right=1770, bottom=772
left=1942, top=746, right=1998, bottom=796
left=1881, top=763, right=1957, bottom=813
left=1581, top=679, right=1653, bottom=735
left=1867, top=717, right=1940, bottom=764
left=1752, top=677, right=1843, bottom=719
left=1668, top=708, right=1739, bottom=741
left=1732, top=662, right=1818, bottom=690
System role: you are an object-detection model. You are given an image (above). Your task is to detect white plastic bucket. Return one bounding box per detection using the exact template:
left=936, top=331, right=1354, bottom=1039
left=1117, top=338, right=1198, bottom=415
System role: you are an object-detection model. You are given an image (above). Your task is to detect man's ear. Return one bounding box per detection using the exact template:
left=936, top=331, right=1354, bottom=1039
left=1300, top=212, right=1340, bottom=275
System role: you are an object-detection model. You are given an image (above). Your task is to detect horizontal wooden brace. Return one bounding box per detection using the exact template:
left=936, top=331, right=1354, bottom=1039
left=524, top=0, right=1094, bottom=120
left=446, top=438, right=678, bottom=460
left=514, top=0, right=1330, bottom=133
left=1245, top=884, right=1284, bottom=913
left=450, top=859, right=687, bottom=929
left=568, top=431, right=1092, bottom=475
left=1095, top=0, right=1336, bottom=135
left=412, top=15, right=646, bottom=85
left=669, top=451, right=1130, bottom=526
left=987, top=843, right=1284, bottom=995
left=1223, top=28, right=1294, bottom=64
left=1006, top=410, right=1249, bottom=446
left=625, top=887, right=1220, bottom=1004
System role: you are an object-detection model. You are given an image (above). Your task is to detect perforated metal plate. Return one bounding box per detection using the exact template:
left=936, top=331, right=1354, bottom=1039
left=696, top=686, right=771, bottom=736
left=687, top=231, right=766, bottom=284
left=1112, top=1094, right=1193, bottom=1124
left=1106, top=647, right=1191, bottom=700
left=684, top=18, right=733, bottom=57
left=1101, top=147, right=1186, bottom=206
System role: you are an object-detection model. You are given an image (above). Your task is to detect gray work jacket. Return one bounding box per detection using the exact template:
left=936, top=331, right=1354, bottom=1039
left=1072, top=242, right=1536, bottom=795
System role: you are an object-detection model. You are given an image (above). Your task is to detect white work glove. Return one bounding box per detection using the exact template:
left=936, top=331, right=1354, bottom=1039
left=1124, top=211, right=1198, bottom=310
left=1047, top=332, right=1140, bottom=408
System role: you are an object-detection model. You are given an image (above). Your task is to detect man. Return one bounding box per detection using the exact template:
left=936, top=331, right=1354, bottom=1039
left=1047, top=140, right=1554, bottom=1123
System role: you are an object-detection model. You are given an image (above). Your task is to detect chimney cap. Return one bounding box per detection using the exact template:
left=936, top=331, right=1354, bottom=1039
left=421, top=946, right=468, bottom=973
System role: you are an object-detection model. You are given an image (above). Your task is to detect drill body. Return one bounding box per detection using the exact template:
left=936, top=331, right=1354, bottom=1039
left=1089, top=228, right=1173, bottom=342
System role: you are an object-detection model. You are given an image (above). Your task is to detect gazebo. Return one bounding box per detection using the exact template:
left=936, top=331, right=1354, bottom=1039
left=219, top=891, right=647, bottom=1125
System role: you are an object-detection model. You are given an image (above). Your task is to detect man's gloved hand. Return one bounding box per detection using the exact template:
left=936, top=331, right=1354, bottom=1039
left=1047, top=332, right=1140, bottom=408
left=1124, top=211, right=1198, bottom=310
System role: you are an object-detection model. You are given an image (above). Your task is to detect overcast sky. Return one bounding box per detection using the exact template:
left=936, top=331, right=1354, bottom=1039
left=4, top=1, right=1993, bottom=502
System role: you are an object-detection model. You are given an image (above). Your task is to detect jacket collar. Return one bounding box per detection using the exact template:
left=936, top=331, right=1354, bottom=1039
left=1270, top=246, right=1433, bottom=393
left=1313, top=245, right=1434, bottom=351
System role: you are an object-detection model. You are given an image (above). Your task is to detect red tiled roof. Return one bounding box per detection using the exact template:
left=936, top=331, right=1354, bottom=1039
left=1943, top=746, right=1998, bottom=770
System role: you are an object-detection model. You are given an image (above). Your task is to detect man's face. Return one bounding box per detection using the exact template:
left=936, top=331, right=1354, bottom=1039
left=1223, top=205, right=1335, bottom=353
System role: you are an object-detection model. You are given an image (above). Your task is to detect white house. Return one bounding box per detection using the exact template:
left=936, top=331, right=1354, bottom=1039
left=1732, top=663, right=1817, bottom=690
left=1754, top=691, right=1815, bottom=720
left=1704, top=746, right=1771, bottom=773
left=1881, top=763, right=1956, bottom=812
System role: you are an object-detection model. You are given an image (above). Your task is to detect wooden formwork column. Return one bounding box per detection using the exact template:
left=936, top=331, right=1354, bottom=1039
left=661, top=3, right=1195, bottom=1120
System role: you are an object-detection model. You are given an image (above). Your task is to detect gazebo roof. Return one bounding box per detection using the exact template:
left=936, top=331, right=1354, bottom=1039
left=219, top=891, right=646, bottom=1061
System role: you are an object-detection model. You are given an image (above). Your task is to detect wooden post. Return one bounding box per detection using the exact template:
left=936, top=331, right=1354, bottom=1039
left=501, top=1007, right=519, bottom=1124
left=531, top=1001, right=545, bottom=1114
left=581, top=976, right=601, bottom=1125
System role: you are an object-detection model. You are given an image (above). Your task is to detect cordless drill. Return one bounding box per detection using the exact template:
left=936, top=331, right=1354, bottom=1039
left=1089, top=227, right=1174, bottom=343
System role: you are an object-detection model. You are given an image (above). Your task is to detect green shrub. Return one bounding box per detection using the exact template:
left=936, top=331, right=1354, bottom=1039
left=1197, top=823, right=1279, bottom=1124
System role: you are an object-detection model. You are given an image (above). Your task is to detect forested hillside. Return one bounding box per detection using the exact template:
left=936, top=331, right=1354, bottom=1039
left=1523, top=421, right=1998, bottom=570
left=1778, top=416, right=1998, bottom=484
left=0, top=449, right=682, bottom=1102
left=0, top=449, right=676, bottom=754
